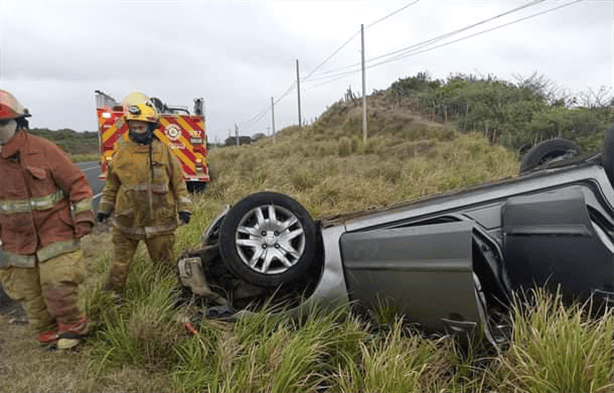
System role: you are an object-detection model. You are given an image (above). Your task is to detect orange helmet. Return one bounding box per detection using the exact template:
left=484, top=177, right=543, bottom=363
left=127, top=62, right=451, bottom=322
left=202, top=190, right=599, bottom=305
left=0, top=90, right=31, bottom=120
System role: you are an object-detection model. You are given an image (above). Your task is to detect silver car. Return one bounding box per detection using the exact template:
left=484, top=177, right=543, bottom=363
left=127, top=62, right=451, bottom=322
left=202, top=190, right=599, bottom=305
left=178, top=132, right=614, bottom=347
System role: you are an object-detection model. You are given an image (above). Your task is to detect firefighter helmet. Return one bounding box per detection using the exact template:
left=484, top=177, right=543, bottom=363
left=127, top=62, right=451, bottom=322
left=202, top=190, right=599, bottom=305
left=124, top=102, right=159, bottom=124
left=0, top=90, right=31, bottom=120
left=122, top=92, right=150, bottom=108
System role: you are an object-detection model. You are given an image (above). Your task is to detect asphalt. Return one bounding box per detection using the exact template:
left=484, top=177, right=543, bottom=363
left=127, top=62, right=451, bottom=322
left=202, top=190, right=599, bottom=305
left=76, top=160, right=106, bottom=212
left=0, top=160, right=105, bottom=320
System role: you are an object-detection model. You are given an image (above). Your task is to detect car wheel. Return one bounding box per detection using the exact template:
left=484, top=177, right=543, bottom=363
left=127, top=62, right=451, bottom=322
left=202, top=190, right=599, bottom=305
left=218, top=192, right=316, bottom=288
left=520, top=138, right=582, bottom=174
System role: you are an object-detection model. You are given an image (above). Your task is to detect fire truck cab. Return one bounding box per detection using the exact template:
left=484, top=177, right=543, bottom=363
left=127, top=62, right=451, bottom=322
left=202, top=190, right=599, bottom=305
left=95, top=90, right=210, bottom=192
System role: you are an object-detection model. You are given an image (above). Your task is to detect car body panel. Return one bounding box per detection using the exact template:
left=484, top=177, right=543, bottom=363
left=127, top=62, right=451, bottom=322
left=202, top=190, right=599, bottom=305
left=503, top=186, right=614, bottom=299
left=292, top=225, right=349, bottom=312
left=340, top=221, right=484, bottom=334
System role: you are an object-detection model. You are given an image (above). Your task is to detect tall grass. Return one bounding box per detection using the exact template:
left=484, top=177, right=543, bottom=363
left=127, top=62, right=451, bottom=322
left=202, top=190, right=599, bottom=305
left=331, top=317, right=458, bottom=393
left=485, top=288, right=614, bottom=393
left=70, top=152, right=100, bottom=163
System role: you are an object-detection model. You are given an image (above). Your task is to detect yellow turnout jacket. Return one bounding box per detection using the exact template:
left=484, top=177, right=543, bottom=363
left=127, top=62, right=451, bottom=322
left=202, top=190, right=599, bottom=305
left=99, top=137, right=193, bottom=237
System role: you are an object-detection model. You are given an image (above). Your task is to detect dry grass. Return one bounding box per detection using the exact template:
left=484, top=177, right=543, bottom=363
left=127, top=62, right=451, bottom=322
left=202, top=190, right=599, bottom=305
left=207, top=115, right=518, bottom=217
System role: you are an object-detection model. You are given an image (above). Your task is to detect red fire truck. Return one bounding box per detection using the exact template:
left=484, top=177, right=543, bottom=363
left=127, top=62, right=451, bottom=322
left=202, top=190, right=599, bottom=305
left=95, top=90, right=210, bottom=192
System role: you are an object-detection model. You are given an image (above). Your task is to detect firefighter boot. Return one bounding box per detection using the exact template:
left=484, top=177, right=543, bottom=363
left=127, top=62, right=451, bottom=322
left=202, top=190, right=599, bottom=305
left=37, top=327, right=60, bottom=350
left=57, top=315, right=90, bottom=350
left=42, top=283, right=88, bottom=349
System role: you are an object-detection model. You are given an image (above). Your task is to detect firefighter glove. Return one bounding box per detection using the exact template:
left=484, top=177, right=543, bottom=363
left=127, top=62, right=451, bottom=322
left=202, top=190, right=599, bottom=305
left=75, top=221, right=93, bottom=239
left=179, top=211, right=191, bottom=225
left=96, top=212, right=110, bottom=223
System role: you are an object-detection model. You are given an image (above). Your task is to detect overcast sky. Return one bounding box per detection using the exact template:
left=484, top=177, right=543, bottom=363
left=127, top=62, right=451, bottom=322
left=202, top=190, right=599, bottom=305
left=1, top=0, right=612, bottom=143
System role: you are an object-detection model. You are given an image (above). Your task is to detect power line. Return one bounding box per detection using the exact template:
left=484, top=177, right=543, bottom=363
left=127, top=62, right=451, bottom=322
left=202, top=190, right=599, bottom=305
left=305, top=0, right=547, bottom=82
left=240, top=0, right=423, bottom=129
left=307, top=69, right=360, bottom=90
left=242, top=104, right=271, bottom=126
left=365, top=0, right=420, bottom=29
left=367, top=0, right=582, bottom=69
left=274, top=82, right=296, bottom=106
left=303, top=0, right=578, bottom=89
left=240, top=82, right=297, bottom=133
left=303, top=33, right=360, bottom=81
left=366, top=0, right=546, bottom=65
left=303, top=1, right=421, bottom=81
left=303, top=67, right=364, bottom=90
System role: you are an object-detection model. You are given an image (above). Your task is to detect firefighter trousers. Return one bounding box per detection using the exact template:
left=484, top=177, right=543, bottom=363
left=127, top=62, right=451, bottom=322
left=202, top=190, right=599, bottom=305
left=0, top=250, right=87, bottom=334
left=106, top=228, right=177, bottom=293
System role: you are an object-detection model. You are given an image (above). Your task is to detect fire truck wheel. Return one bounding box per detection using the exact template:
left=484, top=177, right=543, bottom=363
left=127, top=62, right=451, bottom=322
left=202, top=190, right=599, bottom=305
left=187, top=182, right=208, bottom=193
left=218, top=192, right=317, bottom=288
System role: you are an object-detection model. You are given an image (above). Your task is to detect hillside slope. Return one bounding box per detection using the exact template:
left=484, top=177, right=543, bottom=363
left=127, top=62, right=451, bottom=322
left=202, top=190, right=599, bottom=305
left=207, top=92, right=520, bottom=218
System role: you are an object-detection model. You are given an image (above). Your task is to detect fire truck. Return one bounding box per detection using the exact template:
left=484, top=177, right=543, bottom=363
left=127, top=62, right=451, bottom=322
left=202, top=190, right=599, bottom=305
left=95, top=90, right=210, bottom=192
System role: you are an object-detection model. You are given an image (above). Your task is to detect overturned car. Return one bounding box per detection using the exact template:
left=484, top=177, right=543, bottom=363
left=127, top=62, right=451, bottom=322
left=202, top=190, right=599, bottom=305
left=178, top=131, right=614, bottom=347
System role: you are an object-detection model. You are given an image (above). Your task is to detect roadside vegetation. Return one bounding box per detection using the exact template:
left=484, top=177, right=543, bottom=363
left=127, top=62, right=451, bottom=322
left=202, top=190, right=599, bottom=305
left=28, top=128, right=99, bottom=155
left=386, top=71, right=613, bottom=153
left=2, top=73, right=613, bottom=392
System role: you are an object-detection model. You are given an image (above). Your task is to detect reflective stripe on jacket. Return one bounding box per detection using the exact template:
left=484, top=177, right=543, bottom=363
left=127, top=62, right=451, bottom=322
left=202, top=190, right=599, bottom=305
left=99, top=137, right=193, bottom=238
left=0, top=131, right=95, bottom=267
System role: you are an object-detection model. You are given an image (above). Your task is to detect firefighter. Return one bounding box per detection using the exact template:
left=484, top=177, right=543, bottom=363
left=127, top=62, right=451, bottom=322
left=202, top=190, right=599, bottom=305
left=0, top=90, right=94, bottom=350
left=97, top=98, right=193, bottom=301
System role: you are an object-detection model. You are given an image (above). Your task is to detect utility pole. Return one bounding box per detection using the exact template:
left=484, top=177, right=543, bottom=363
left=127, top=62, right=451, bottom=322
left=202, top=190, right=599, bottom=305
left=361, top=23, right=367, bottom=143
left=296, top=59, right=302, bottom=127
left=235, top=123, right=239, bottom=146
left=271, top=97, right=276, bottom=144
left=266, top=126, right=270, bottom=137
left=360, top=24, right=367, bottom=143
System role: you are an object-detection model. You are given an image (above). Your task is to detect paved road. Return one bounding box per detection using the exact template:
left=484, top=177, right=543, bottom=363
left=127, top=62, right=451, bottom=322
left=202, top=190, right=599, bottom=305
left=76, top=160, right=105, bottom=212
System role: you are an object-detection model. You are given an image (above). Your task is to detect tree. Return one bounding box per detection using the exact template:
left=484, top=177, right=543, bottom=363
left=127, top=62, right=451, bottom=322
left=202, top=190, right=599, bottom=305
left=252, top=133, right=266, bottom=141
left=224, top=136, right=252, bottom=146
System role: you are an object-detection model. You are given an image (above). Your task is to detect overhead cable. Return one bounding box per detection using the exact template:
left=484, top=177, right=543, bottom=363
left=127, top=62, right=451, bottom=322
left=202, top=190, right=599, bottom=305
left=304, top=0, right=421, bottom=81
left=240, top=82, right=297, bottom=132
left=367, top=0, right=582, bottom=69
left=367, top=0, right=546, bottom=65
left=240, top=1, right=421, bottom=127
left=303, top=0, right=582, bottom=90
left=304, top=0, right=546, bottom=83
left=365, top=0, right=420, bottom=29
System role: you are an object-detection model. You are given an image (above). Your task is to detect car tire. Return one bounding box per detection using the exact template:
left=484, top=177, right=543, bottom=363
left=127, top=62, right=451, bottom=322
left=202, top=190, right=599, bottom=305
left=520, top=138, right=582, bottom=174
left=218, top=192, right=317, bottom=288
left=602, top=124, right=614, bottom=186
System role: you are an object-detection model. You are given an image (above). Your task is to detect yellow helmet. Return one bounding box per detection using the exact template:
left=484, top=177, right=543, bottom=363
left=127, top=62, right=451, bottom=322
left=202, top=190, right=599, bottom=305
left=124, top=102, right=159, bottom=124
left=122, top=91, right=150, bottom=108
left=121, top=92, right=159, bottom=124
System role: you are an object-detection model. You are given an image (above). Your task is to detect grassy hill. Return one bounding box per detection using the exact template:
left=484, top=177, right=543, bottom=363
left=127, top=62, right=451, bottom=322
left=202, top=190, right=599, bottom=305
left=207, top=93, right=519, bottom=217
left=2, top=89, right=613, bottom=393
